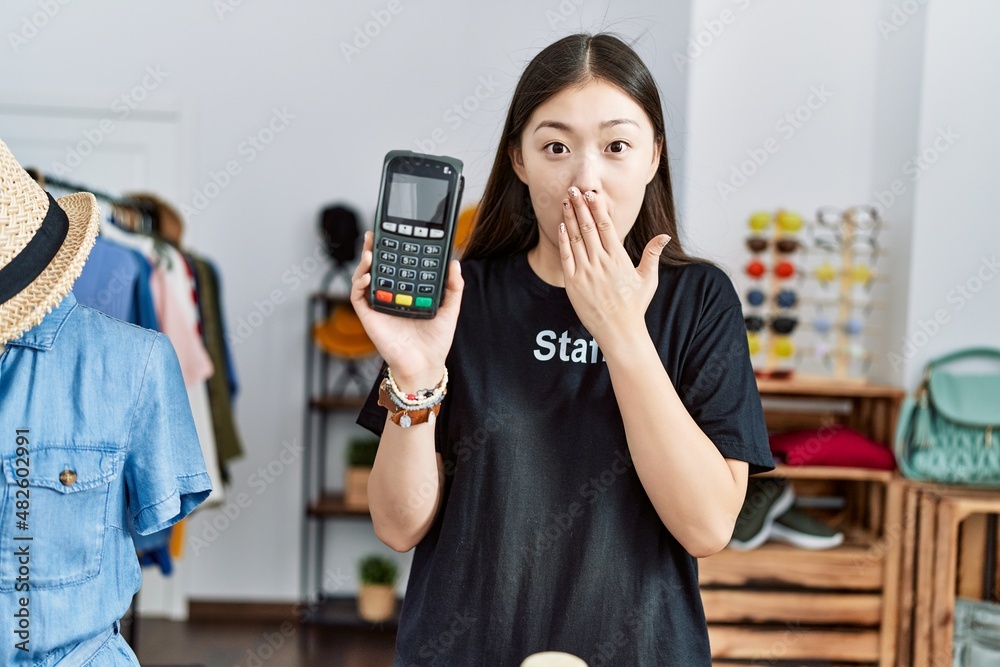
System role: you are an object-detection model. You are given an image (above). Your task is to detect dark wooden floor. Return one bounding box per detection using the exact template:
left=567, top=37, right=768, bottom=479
left=128, top=619, right=396, bottom=667
left=127, top=619, right=873, bottom=666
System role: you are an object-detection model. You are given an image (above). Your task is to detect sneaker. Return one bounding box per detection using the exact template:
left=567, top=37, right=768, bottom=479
left=769, top=507, right=845, bottom=550
left=728, top=478, right=795, bottom=551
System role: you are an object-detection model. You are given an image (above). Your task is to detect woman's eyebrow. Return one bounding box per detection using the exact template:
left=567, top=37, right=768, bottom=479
left=533, top=118, right=640, bottom=134
left=600, top=118, right=640, bottom=129
left=533, top=120, right=573, bottom=134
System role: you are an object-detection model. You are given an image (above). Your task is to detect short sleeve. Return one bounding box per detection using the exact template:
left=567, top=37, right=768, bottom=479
left=125, top=333, right=213, bottom=535
left=677, top=304, right=774, bottom=475
left=356, top=361, right=388, bottom=436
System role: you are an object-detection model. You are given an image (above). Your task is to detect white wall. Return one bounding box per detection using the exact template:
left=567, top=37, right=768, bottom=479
left=899, top=0, right=1000, bottom=387
left=0, top=0, right=693, bottom=610
left=682, top=0, right=880, bottom=257
left=869, top=0, right=928, bottom=388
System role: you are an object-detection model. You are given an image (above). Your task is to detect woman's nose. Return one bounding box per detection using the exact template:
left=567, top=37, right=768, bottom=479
left=569, top=156, right=601, bottom=195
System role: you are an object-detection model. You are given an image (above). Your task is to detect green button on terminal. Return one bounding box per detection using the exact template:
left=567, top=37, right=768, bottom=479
left=414, top=297, right=433, bottom=308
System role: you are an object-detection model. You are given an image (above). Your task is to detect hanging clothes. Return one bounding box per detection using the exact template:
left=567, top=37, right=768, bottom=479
left=190, top=254, right=245, bottom=479
left=148, top=260, right=215, bottom=385
left=150, top=249, right=224, bottom=506
left=75, top=230, right=159, bottom=334
left=132, top=251, right=159, bottom=332
left=74, top=237, right=141, bottom=323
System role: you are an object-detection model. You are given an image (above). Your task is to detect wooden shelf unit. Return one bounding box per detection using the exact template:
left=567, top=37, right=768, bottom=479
left=300, top=293, right=392, bottom=629
left=701, top=378, right=905, bottom=666
left=897, top=482, right=1000, bottom=667
left=762, top=463, right=895, bottom=483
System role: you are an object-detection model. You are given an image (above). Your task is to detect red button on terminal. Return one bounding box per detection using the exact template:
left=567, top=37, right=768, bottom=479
left=375, top=290, right=393, bottom=302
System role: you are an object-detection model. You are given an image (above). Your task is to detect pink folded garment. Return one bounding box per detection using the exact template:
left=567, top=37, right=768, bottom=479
left=769, top=424, right=897, bottom=470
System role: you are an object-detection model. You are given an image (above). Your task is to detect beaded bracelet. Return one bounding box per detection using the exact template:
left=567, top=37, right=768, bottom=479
left=379, top=366, right=449, bottom=428
left=378, top=379, right=446, bottom=428
left=384, top=383, right=446, bottom=411
left=385, top=366, right=448, bottom=406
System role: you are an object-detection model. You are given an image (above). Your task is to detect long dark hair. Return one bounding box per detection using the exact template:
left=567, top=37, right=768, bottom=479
left=462, top=33, right=705, bottom=268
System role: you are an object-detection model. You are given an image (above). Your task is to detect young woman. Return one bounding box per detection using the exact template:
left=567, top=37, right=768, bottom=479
left=354, top=33, right=773, bottom=666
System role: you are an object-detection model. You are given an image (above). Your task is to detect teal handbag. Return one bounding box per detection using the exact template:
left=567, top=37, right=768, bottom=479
left=954, top=597, right=1000, bottom=666
left=894, top=348, right=1000, bottom=486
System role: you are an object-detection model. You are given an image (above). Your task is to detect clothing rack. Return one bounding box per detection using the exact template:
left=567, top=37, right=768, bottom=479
left=40, top=173, right=159, bottom=235
left=42, top=174, right=126, bottom=206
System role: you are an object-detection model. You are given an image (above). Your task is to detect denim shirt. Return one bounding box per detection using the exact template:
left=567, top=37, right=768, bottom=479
left=0, top=292, right=212, bottom=665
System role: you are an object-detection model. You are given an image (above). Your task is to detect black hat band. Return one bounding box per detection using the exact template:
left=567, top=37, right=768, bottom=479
left=0, top=193, right=69, bottom=305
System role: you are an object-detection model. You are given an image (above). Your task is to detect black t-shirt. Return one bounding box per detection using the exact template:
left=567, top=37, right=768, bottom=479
left=357, top=250, right=774, bottom=667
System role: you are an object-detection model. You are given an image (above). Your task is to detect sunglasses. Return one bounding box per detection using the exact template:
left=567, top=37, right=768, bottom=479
left=747, top=331, right=797, bottom=367
left=746, top=237, right=802, bottom=254
left=748, top=210, right=804, bottom=234
left=844, top=316, right=865, bottom=336
left=746, top=288, right=798, bottom=309
left=812, top=205, right=884, bottom=257
left=813, top=314, right=833, bottom=334
left=812, top=261, right=880, bottom=287
left=811, top=314, right=866, bottom=336
left=745, top=260, right=798, bottom=280
left=775, top=289, right=797, bottom=309
left=745, top=315, right=799, bottom=335
left=810, top=341, right=873, bottom=374
left=817, top=205, right=882, bottom=232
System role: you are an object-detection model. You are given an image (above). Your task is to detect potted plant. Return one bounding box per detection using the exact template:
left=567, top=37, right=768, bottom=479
left=357, top=554, right=399, bottom=622
left=345, top=435, right=379, bottom=510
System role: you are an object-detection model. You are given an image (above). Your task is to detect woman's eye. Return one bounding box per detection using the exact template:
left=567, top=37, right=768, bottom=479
left=544, top=142, right=569, bottom=155
left=607, top=140, right=630, bottom=154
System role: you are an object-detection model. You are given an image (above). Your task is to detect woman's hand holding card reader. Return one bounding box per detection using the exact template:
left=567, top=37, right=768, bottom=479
left=369, top=150, right=464, bottom=319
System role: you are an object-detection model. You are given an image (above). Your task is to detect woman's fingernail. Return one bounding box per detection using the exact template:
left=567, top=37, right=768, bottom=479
left=568, top=187, right=578, bottom=199
left=661, top=235, right=672, bottom=246
left=584, top=191, right=594, bottom=202
left=562, top=200, right=570, bottom=209
left=559, top=222, right=566, bottom=234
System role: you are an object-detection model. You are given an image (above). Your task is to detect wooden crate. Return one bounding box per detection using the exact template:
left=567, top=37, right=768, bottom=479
left=897, top=482, right=1000, bottom=666
left=700, top=379, right=904, bottom=667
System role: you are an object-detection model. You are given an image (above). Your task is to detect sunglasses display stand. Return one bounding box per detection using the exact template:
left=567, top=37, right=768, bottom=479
left=833, top=212, right=864, bottom=380
left=743, top=207, right=886, bottom=382
left=743, top=209, right=806, bottom=380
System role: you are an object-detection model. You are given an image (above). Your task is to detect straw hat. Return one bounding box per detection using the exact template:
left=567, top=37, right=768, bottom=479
left=312, top=302, right=377, bottom=359
left=0, top=138, right=100, bottom=344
